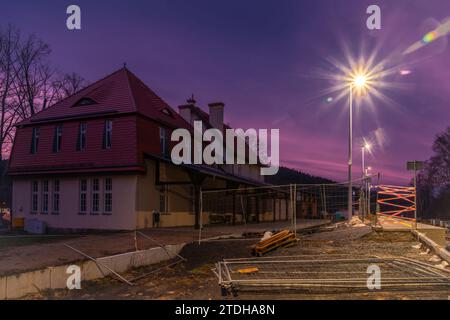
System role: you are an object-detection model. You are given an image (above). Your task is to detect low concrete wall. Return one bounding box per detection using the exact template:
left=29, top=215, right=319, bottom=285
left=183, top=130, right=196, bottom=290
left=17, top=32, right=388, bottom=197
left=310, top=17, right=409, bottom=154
left=412, top=229, right=450, bottom=264
left=0, top=276, right=6, bottom=300
left=0, top=243, right=185, bottom=300
left=6, top=268, right=51, bottom=299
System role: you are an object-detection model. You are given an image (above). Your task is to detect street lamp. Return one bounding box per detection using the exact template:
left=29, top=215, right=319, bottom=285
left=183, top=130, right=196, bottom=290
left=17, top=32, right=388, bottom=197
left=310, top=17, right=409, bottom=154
left=347, top=73, right=368, bottom=222
left=361, top=141, right=372, bottom=221
left=361, top=142, right=371, bottom=177
left=354, top=75, right=367, bottom=89
left=361, top=142, right=371, bottom=220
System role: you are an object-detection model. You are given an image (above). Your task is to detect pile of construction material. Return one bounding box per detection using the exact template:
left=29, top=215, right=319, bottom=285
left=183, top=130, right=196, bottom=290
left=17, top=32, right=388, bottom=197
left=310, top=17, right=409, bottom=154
left=251, top=230, right=298, bottom=256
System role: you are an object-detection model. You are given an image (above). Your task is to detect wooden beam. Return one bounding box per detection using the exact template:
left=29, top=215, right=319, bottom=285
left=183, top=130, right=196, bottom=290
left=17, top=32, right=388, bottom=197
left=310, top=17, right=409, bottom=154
left=272, top=198, right=276, bottom=222
left=188, top=171, right=207, bottom=230
left=232, top=192, right=236, bottom=226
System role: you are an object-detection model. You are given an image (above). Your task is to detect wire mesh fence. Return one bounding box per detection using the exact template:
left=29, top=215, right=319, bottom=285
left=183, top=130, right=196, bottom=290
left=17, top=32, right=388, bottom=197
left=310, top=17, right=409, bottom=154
left=198, top=178, right=372, bottom=242
left=214, top=255, right=450, bottom=295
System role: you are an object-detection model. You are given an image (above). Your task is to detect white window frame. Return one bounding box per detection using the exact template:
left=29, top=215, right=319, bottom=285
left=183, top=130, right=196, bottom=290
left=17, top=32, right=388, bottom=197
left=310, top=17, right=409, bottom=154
left=103, top=178, right=112, bottom=214
left=91, top=178, right=100, bottom=214
left=31, top=181, right=39, bottom=213
left=52, top=180, right=60, bottom=214
left=41, top=180, right=49, bottom=214
left=79, top=179, right=88, bottom=214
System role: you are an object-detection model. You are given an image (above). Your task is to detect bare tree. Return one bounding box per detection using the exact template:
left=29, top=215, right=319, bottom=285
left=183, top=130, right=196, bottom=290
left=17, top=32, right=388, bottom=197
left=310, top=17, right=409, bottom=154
left=12, top=33, right=51, bottom=118
left=426, top=127, right=450, bottom=188
left=60, top=72, right=87, bottom=97
left=418, top=126, right=450, bottom=218
left=0, top=25, right=87, bottom=159
left=0, top=25, right=20, bottom=159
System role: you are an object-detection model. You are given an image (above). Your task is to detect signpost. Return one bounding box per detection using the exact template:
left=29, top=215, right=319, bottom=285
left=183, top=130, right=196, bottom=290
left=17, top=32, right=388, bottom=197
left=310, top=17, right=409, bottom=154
left=406, top=161, right=424, bottom=230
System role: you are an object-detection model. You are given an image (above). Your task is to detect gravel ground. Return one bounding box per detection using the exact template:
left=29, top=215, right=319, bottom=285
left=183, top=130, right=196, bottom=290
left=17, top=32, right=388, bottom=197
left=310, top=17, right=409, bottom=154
left=22, top=223, right=450, bottom=300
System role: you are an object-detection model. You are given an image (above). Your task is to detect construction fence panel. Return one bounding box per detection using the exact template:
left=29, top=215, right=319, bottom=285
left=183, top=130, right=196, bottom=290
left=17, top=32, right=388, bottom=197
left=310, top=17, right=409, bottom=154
left=198, top=180, right=367, bottom=242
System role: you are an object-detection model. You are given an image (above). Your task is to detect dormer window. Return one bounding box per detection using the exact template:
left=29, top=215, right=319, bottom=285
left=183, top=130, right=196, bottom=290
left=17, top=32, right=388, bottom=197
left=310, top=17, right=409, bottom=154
left=161, top=108, right=173, bottom=117
left=74, top=97, right=97, bottom=107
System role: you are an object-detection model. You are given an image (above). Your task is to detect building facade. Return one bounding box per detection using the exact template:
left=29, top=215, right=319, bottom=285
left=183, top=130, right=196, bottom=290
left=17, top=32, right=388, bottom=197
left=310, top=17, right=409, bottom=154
left=8, top=68, right=288, bottom=231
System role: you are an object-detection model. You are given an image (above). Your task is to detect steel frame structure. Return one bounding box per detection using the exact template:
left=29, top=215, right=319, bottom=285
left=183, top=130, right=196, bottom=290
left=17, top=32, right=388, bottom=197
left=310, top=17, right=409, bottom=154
left=214, top=255, right=450, bottom=295
left=377, top=185, right=416, bottom=220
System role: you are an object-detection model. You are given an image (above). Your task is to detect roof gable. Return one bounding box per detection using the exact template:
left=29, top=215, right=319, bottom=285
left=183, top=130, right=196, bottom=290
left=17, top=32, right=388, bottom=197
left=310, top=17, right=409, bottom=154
left=19, top=67, right=191, bottom=129
left=125, top=69, right=190, bottom=128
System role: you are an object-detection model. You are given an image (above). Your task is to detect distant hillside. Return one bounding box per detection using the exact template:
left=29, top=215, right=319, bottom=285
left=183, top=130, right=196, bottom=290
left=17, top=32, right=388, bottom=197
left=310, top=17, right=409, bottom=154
left=266, top=166, right=335, bottom=185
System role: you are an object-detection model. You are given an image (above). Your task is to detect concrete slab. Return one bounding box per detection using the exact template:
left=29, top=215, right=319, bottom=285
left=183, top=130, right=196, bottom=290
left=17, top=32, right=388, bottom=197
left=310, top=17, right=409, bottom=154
left=6, top=268, right=51, bottom=299
left=81, top=260, right=106, bottom=281
left=98, top=251, right=134, bottom=274
left=49, top=265, right=72, bottom=290
left=133, top=244, right=185, bottom=267
left=0, top=276, right=6, bottom=300
left=377, top=216, right=447, bottom=247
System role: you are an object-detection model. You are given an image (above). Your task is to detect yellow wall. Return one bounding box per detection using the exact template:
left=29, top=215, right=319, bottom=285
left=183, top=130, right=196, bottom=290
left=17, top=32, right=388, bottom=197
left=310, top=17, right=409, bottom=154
left=134, top=160, right=289, bottom=228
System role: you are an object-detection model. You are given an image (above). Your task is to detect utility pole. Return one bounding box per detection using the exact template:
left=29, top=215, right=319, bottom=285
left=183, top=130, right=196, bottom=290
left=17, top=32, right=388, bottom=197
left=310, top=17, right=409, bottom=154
left=347, top=85, right=353, bottom=222
left=407, top=161, right=424, bottom=230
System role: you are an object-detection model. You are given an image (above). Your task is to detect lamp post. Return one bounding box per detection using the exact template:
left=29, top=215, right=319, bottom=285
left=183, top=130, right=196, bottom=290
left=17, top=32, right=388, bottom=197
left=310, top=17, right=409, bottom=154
left=348, top=85, right=353, bottom=222
left=361, top=143, right=371, bottom=220
left=361, top=143, right=371, bottom=177
left=366, top=166, right=372, bottom=220
left=347, top=75, right=367, bottom=222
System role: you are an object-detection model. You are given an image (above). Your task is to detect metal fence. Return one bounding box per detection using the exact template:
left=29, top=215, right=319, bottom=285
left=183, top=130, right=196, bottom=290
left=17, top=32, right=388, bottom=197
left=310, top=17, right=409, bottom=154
left=214, top=255, right=450, bottom=295
left=198, top=179, right=370, bottom=242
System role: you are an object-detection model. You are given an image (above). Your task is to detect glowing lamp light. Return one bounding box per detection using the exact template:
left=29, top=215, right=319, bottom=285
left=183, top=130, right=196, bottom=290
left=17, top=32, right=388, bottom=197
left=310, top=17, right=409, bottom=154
left=364, top=143, right=371, bottom=150
left=353, top=74, right=367, bottom=88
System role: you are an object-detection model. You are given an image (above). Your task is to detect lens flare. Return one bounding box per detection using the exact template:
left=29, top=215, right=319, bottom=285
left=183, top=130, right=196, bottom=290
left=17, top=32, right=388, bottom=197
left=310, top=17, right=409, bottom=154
left=422, top=31, right=438, bottom=43
left=403, top=18, right=450, bottom=55
left=315, top=42, right=407, bottom=120
left=400, top=69, right=411, bottom=76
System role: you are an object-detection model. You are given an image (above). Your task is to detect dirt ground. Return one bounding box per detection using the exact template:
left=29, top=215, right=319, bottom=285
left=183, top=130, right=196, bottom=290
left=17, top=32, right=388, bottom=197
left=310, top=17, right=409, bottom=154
left=23, top=222, right=450, bottom=300
left=0, top=220, right=328, bottom=276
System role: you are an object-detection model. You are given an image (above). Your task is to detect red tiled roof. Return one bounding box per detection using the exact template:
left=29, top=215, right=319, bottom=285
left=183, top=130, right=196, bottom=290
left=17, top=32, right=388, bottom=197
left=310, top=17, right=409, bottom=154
left=19, top=67, right=190, bottom=129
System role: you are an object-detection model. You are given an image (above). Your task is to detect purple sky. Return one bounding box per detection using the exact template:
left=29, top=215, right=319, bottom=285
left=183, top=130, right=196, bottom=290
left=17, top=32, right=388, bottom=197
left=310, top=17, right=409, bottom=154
left=4, top=0, right=450, bottom=184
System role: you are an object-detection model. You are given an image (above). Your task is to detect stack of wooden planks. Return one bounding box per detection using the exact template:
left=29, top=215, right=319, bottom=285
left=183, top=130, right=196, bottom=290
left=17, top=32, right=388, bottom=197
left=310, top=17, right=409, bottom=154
left=251, top=230, right=297, bottom=256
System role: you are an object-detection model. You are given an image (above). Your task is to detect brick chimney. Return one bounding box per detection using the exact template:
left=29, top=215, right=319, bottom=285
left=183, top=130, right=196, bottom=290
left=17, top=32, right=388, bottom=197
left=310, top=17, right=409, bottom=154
left=208, top=102, right=224, bottom=131
left=178, top=105, right=192, bottom=125
left=178, top=95, right=196, bottom=125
